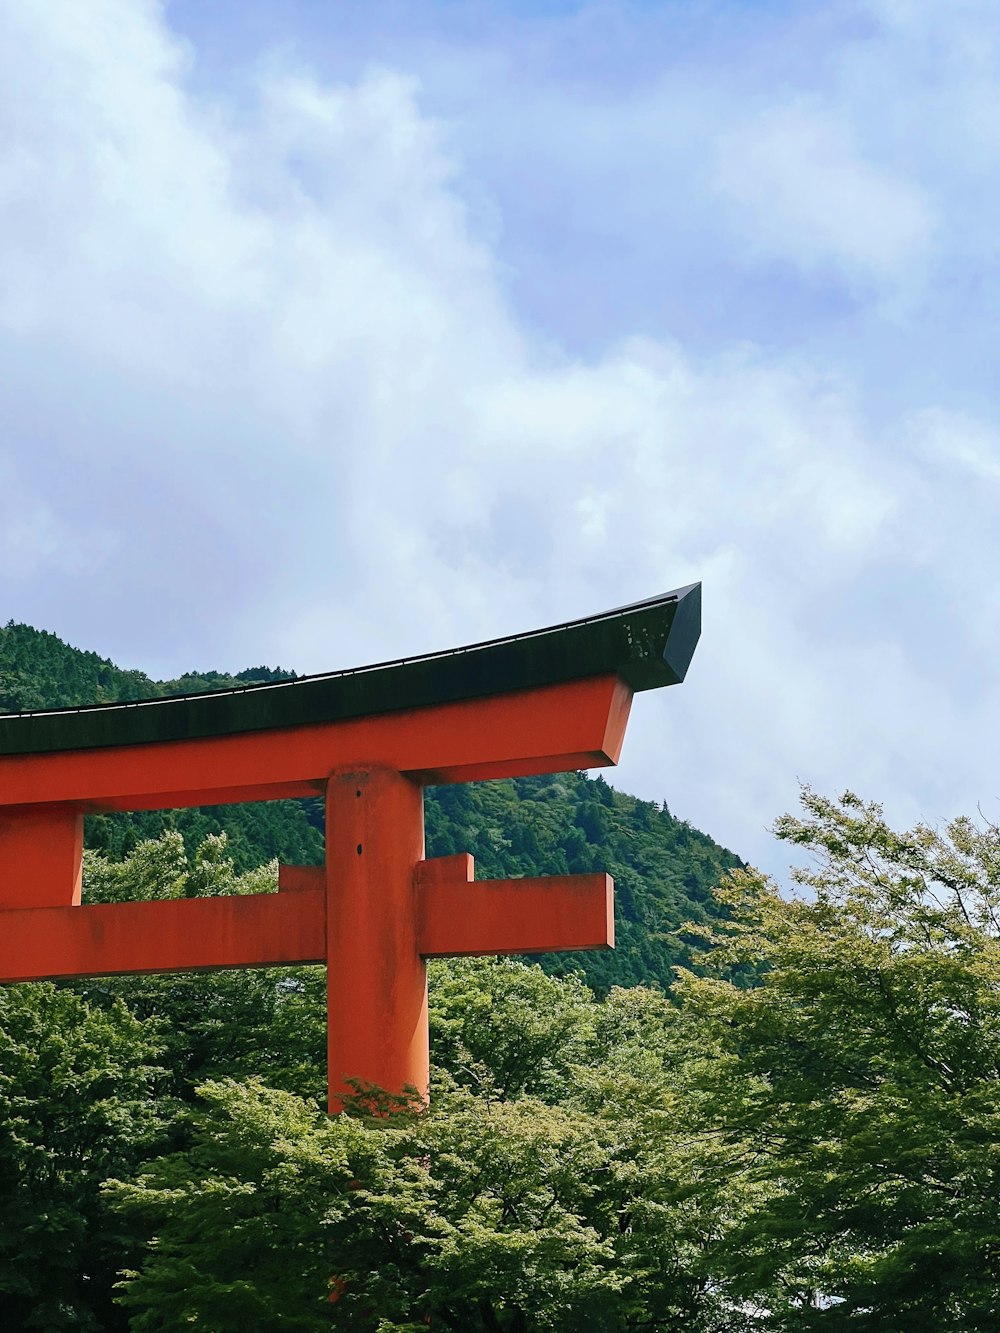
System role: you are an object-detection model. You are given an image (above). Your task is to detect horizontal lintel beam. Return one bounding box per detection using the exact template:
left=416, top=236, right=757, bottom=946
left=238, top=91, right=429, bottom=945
left=0, top=676, right=631, bottom=812
left=0, top=857, right=614, bottom=985
left=415, top=856, right=614, bottom=957
left=0, top=890, right=325, bottom=983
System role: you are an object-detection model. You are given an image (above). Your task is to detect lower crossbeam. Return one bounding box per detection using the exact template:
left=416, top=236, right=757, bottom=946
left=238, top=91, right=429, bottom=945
left=0, top=890, right=325, bottom=983
left=415, top=855, right=614, bottom=956
left=0, top=857, right=613, bottom=984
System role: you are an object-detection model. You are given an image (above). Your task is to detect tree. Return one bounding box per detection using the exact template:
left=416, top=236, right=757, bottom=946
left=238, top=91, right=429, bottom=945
left=109, top=962, right=757, bottom=1332
left=677, top=789, right=1000, bottom=1330
left=111, top=1075, right=753, bottom=1333
left=0, top=983, right=165, bottom=1331
left=109, top=1080, right=360, bottom=1332
left=81, top=832, right=327, bottom=1103
left=428, top=958, right=597, bottom=1101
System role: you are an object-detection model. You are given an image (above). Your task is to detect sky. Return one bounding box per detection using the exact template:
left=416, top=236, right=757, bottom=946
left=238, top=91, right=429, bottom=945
left=3, top=0, right=1000, bottom=878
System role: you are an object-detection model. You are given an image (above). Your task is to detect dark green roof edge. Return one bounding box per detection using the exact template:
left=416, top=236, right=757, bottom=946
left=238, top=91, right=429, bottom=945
left=0, top=584, right=701, bottom=756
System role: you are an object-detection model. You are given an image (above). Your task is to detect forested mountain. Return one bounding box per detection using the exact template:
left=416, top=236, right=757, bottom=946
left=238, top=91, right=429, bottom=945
left=0, top=621, right=297, bottom=712
left=1, top=623, right=998, bottom=1330
left=0, top=620, right=741, bottom=991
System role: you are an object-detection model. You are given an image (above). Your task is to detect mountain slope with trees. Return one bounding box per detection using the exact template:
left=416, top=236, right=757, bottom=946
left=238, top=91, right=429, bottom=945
left=0, top=620, right=741, bottom=992
left=0, top=622, right=997, bottom=1329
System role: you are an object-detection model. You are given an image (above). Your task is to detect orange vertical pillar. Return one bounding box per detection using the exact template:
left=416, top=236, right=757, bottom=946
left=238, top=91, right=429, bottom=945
left=0, top=804, right=83, bottom=908
left=325, top=767, right=427, bottom=1114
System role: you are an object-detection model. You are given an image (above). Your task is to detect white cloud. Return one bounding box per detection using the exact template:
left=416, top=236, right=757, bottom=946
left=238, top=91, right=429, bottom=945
left=906, top=407, right=1000, bottom=487
left=3, top=0, right=1000, bottom=880
left=714, top=100, right=935, bottom=289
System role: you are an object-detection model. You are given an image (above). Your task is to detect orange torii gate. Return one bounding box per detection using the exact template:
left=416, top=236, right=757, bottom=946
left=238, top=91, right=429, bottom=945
left=0, top=586, right=700, bottom=1111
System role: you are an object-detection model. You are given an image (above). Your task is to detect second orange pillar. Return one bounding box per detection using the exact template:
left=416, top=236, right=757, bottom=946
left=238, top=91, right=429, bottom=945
left=325, top=767, right=428, bottom=1113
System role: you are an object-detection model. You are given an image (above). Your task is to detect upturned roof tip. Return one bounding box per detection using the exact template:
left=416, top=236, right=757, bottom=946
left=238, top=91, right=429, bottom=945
left=0, top=583, right=701, bottom=756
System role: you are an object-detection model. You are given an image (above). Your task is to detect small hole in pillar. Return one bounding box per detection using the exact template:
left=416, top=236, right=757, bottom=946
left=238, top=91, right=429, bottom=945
left=356, top=789, right=361, bottom=798
left=356, top=843, right=363, bottom=855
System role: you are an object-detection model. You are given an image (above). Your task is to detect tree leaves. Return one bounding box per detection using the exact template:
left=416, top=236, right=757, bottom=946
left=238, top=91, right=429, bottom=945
left=5, top=607, right=999, bottom=1328
left=0, top=985, right=165, bottom=1330
left=677, top=791, right=1000, bottom=1330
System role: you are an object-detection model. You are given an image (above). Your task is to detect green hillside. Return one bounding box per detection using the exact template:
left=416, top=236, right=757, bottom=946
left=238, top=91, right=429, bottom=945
left=0, top=621, right=740, bottom=990
left=0, top=620, right=298, bottom=711
left=3, top=623, right=992, bottom=1331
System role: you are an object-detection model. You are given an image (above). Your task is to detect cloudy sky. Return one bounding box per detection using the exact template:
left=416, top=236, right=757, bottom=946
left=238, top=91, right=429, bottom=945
left=3, top=0, right=999, bottom=876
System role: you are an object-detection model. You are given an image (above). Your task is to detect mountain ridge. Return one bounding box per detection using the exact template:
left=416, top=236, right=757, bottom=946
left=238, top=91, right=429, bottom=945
left=0, top=620, right=741, bottom=991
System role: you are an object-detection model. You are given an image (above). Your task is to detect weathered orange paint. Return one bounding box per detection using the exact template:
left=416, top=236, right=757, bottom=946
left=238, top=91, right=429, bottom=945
left=415, top=852, right=475, bottom=889
left=0, top=890, right=326, bottom=982
left=325, top=768, right=428, bottom=1113
left=277, top=864, right=325, bottom=893
left=416, top=856, right=614, bottom=957
left=0, top=803, right=83, bottom=907
left=0, top=673, right=635, bottom=1110
left=599, top=675, right=634, bottom=766
left=0, top=675, right=628, bottom=812
left=0, top=859, right=612, bottom=985
left=276, top=856, right=615, bottom=956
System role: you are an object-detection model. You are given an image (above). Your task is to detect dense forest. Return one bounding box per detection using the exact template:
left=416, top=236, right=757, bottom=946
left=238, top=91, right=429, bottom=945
left=1, top=622, right=998, bottom=1330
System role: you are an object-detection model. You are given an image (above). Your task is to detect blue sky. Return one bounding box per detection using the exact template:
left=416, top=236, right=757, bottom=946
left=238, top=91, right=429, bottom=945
left=3, top=0, right=1000, bottom=876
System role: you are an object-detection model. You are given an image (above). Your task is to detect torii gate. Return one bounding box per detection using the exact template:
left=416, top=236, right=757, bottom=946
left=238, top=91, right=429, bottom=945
left=0, top=586, right=700, bottom=1111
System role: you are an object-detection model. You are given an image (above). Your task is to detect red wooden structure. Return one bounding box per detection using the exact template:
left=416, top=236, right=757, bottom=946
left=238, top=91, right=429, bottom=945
left=0, top=587, right=699, bottom=1111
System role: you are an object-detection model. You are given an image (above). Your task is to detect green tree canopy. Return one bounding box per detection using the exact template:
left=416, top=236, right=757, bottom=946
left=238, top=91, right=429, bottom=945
left=0, top=984, right=165, bottom=1331
left=79, top=833, right=327, bottom=1104
left=677, top=789, right=1000, bottom=1330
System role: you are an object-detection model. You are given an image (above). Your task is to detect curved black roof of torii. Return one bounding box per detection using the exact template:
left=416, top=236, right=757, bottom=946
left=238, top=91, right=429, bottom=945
left=0, top=583, right=700, bottom=757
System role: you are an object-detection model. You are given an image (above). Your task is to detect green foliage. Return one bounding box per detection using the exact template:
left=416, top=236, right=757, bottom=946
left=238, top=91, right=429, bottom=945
left=85, top=800, right=324, bottom=875
left=0, top=621, right=296, bottom=714
left=425, top=772, right=741, bottom=992
left=0, top=622, right=156, bottom=711
left=83, top=966, right=328, bottom=1107
left=429, top=958, right=598, bottom=1100
left=103, top=956, right=751, bottom=1332
left=677, top=789, right=1000, bottom=1330
left=78, top=834, right=327, bottom=1104
left=0, top=985, right=165, bottom=1331
left=109, top=1079, right=359, bottom=1331
left=83, top=829, right=278, bottom=904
